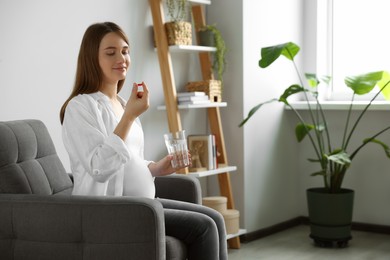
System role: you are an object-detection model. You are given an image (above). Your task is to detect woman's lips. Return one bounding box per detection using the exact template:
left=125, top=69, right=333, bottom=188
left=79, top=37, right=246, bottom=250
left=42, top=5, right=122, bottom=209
left=113, top=67, right=126, bottom=72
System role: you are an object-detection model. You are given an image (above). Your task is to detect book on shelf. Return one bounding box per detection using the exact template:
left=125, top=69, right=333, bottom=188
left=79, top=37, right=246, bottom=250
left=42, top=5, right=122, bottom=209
left=178, top=99, right=212, bottom=105
left=177, top=91, right=206, bottom=97
left=177, top=91, right=210, bottom=105
left=188, top=134, right=217, bottom=171
left=178, top=95, right=209, bottom=102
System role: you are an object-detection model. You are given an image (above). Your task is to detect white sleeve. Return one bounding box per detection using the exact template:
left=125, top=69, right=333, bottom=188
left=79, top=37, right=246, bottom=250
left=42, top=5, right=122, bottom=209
left=62, top=99, right=131, bottom=183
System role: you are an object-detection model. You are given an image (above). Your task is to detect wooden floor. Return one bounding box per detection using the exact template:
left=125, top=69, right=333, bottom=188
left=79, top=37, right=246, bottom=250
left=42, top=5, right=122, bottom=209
left=228, top=225, right=390, bottom=260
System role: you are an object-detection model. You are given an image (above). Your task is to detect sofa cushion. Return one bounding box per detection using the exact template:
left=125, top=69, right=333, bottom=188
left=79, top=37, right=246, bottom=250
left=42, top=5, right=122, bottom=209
left=0, top=195, right=166, bottom=260
left=0, top=120, right=73, bottom=195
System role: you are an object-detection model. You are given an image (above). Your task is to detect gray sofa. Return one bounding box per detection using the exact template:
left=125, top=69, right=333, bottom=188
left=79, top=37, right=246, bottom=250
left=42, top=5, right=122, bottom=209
left=0, top=119, right=202, bottom=260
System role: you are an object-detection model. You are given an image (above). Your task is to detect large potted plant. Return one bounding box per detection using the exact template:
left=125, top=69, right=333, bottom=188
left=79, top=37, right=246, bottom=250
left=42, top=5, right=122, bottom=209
left=239, top=42, right=390, bottom=247
left=165, top=0, right=192, bottom=45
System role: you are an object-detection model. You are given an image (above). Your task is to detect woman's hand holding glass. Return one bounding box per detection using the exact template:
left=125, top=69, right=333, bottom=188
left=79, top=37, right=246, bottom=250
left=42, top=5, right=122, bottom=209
left=149, top=152, right=192, bottom=177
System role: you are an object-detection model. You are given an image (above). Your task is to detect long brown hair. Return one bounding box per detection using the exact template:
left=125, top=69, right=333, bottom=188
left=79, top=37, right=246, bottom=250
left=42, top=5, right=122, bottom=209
left=60, top=22, right=129, bottom=124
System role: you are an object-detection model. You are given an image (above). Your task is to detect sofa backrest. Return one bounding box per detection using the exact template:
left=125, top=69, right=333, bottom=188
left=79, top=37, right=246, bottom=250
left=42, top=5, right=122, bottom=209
left=0, top=120, right=73, bottom=195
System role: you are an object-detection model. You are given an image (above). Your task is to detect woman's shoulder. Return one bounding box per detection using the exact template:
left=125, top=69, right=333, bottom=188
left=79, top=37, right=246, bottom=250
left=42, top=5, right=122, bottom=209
left=70, top=92, right=101, bottom=104
left=67, top=92, right=105, bottom=115
left=69, top=92, right=108, bottom=108
left=64, top=93, right=105, bottom=125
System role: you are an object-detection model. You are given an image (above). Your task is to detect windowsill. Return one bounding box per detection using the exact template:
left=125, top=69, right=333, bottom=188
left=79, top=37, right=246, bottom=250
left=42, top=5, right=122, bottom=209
left=287, top=101, right=390, bottom=111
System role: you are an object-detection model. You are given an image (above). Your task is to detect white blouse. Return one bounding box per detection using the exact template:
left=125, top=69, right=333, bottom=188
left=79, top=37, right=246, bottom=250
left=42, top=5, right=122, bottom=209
left=62, top=92, right=155, bottom=198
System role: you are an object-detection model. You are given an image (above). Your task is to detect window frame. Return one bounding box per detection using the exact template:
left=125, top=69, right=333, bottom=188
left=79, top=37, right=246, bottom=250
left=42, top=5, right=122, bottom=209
left=313, top=0, right=388, bottom=102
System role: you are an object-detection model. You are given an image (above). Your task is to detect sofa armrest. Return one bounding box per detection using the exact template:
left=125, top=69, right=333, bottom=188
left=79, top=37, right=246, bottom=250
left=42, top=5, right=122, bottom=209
left=155, top=174, right=202, bottom=204
left=0, top=194, right=165, bottom=260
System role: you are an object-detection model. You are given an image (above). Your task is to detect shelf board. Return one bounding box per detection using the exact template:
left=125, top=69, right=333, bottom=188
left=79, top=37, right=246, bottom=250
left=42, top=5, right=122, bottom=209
left=186, top=166, right=237, bottom=178
left=157, top=102, right=227, bottom=110
left=188, top=0, right=211, bottom=5
left=154, top=45, right=216, bottom=53
left=168, top=45, right=217, bottom=53
left=227, top=229, right=247, bottom=240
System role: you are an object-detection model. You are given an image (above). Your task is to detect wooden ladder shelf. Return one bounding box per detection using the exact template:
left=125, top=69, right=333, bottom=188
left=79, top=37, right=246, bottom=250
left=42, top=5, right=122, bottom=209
left=149, top=0, right=241, bottom=249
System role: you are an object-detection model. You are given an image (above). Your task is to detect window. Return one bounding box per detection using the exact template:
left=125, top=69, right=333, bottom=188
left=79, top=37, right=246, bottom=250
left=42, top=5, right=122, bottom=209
left=318, top=0, right=390, bottom=101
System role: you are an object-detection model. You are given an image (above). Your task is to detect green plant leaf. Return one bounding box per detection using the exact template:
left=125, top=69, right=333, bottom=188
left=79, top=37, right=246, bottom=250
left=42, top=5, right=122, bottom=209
left=304, top=73, right=332, bottom=88
left=326, top=151, right=351, bottom=166
left=239, top=99, right=278, bottom=127
left=310, top=170, right=327, bottom=177
left=305, top=73, right=319, bottom=88
left=259, top=42, right=300, bottom=68
left=296, top=123, right=314, bottom=142
left=344, top=71, right=386, bottom=95
left=279, top=84, right=306, bottom=104
left=376, top=71, right=390, bottom=100
left=295, top=123, right=325, bottom=142
left=363, top=138, right=390, bottom=158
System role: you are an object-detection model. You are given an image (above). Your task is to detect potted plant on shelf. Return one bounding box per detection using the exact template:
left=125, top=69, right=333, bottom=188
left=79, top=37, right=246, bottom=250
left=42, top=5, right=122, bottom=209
left=239, top=42, right=390, bottom=248
left=199, top=24, right=227, bottom=86
left=185, top=24, right=227, bottom=102
left=165, top=0, right=192, bottom=45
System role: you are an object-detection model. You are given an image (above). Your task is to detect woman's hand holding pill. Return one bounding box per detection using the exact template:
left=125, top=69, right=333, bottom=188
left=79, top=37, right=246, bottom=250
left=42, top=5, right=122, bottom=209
left=123, top=82, right=149, bottom=121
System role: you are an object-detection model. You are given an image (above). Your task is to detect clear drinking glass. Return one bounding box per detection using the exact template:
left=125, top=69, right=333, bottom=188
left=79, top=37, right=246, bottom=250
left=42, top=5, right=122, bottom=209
left=164, top=130, right=190, bottom=168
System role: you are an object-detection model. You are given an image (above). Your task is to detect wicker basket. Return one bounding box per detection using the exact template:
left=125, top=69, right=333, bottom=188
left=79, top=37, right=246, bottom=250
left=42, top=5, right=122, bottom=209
left=223, top=209, right=240, bottom=234
left=202, top=196, right=227, bottom=213
left=165, top=21, right=192, bottom=46
left=185, top=80, right=222, bottom=102
left=203, top=196, right=240, bottom=235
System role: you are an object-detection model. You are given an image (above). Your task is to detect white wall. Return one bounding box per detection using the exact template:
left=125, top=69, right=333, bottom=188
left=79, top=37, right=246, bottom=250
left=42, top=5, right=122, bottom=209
left=241, top=0, right=303, bottom=232
left=207, top=0, right=303, bottom=232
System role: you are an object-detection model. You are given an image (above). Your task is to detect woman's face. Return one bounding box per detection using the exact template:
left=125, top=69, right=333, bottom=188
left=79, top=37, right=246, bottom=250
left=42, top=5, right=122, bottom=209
left=98, top=32, right=130, bottom=86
